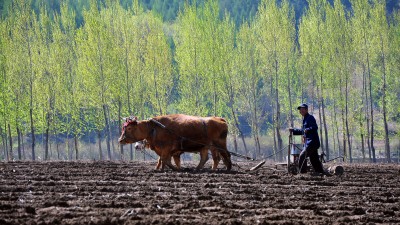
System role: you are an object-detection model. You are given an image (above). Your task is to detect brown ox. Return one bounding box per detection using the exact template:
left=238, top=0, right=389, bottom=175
left=118, top=114, right=232, bottom=171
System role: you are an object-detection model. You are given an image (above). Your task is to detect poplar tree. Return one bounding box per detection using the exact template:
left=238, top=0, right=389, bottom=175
left=8, top=1, right=39, bottom=160
left=52, top=3, right=80, bottom=160
left=175, top=2, right=208, bottom=115
left=255, top=0, right=295, bottom=159
left=372, top=0, right=392, bottom=162
left=76, top=0, right=115, bottom=160
left=352, top=0, right=376, bottom=162
left=236, top=22, right=264, bottom=156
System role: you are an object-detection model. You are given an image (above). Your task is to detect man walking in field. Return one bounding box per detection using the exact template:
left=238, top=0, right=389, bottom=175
left=289, top=103, right=327, bottom=175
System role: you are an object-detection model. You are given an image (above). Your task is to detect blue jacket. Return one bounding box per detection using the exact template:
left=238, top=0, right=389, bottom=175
left=293, top=113, right=320, bottom=148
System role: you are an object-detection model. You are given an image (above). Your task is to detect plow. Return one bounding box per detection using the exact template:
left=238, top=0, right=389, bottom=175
left=249, top=132, right=344, bottom=176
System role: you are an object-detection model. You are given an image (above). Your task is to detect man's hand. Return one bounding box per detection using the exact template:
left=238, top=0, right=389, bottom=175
left=304, top=129, right=308, bottom=134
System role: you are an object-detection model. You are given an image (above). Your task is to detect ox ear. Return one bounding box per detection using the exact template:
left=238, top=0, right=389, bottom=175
left=121, top=117, right=127, bottom=121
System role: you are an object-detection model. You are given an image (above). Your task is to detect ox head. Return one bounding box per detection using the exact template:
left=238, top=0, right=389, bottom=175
left=118, top=116, right=142, bottom=145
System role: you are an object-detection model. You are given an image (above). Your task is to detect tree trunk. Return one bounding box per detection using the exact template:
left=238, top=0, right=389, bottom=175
left=30, top=108, right=35, bottom=161
left=380, top=36, right=390, bottom=163
left=272, top=120, right=277, bottom=161
left=333, top=100, right=341, bottom=157
left=362, top=27, right=375, bottom=163
left=21, top=131, right=26, bottom=160
left=321, top=98, right=329, bottom=160
left=317, top=86, right=324, bottom=155
left=364, top=70, right=372, bottom=161
left=8, top=123, right=12, bottom=161
left=341, top=108, right=347, bottom=161
left=118, top=99, right=123, bottom=160
left=130, top=144, right=133, bottom=161
left=44, top=117, right=50, bottom=160
left=345, top=79, right=352, bottom=163
left=331, top=119, right=336, bottom=158
left=124, top=36, right=131, bottom=115
left=270, top=76, right=277, bottom=161
left=287, top=58, right=294, bottom=128
left=274, top=59, right=283, bottom=161
left=98, top=130, right=103, bottom=160
left=367, top=54, right=376, bottom=163
left=107, top=105, right=115, bottom=158
left=397, top=144, right=400, bottom=164
left=4, top=123, right=9, bottom=161
left=17, top=126, right=22, bottom=160
left=255, top=131, right=261, bottom=157
left=230, top=102, right=248, bottom=155
left=251, top=72, right=260, bottom=156
left=318, top=69, right=329, bottom=160
left=56, top=136, right=60, bottom=160
left=74, top=134, right=78, bottom=160
left=27, top=28, right=35, bottom=161
left=359, top=65, right=366, bottom=162
left=0, top=127, right=5, bottom=161
left=213, top=78, right=217, bottom=117
left=252, top=133, right=257, bottom=158
left=103, top=104, right=112, bottom=160
left=66, top=138, right=71, bottom=160
left=233, top=135, right=238, bottom=153
left=360, top=132, right=365, bottom=162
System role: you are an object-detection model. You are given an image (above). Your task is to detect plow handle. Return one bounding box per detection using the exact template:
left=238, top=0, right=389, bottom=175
left=288, top=131, right=293, bottom=173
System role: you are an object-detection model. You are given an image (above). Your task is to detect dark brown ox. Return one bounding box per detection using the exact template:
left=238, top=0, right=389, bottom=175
left=118, top=114, right=232, bottom=171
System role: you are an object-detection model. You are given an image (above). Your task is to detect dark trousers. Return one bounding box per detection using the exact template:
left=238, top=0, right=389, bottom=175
left=299, top=145, right=324, bottom=173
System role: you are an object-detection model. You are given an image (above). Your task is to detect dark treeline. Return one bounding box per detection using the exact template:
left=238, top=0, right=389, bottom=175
left=0, top=0, right=399, bottom=163
left=1, top=0, right=399, bottom=26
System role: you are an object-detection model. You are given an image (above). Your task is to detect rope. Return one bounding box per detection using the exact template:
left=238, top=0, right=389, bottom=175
left=138, top=148, right=158, bottom=161
left=257, top=146, right=288, bottom=161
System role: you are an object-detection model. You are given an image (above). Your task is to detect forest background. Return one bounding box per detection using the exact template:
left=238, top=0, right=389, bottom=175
left=0, top=0, right=399, bottom=163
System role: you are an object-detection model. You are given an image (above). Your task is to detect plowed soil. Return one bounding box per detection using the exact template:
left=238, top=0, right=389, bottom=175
left=0, top=161, right=399, bottom=224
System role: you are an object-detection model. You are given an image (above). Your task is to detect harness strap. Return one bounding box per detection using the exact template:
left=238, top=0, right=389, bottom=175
left=201, top=119, right=208, bottom=138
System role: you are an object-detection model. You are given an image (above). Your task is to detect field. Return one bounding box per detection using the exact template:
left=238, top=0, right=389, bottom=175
left=0, top=160, right=399, bottom=224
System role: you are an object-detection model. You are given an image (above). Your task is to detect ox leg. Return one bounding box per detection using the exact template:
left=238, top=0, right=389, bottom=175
left=220, top=151, right=232, bottom=171
left=213, top=141, right=232, bottom=171
left=160, top=151, right=178, bottom=171
left=195, top=148, right=209, bottom=170
left=172, top=153, right=181, bottom=169
left=210, top=147, right=221, bottom=170
left=156, top=157, right=162, bottom=170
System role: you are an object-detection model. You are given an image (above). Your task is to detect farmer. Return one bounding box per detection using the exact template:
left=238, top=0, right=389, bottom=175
left=289, top=103, right=326, bottom=175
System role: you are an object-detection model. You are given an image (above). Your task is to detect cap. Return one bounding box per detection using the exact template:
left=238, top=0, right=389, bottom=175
left=297, top=103, right=308, bottom=110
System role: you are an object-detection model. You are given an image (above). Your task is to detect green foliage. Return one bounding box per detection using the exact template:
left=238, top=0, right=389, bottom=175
left=0, top=0, right=399, bottom=160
